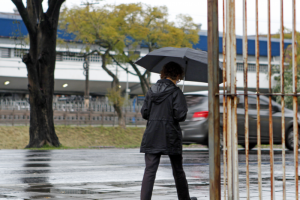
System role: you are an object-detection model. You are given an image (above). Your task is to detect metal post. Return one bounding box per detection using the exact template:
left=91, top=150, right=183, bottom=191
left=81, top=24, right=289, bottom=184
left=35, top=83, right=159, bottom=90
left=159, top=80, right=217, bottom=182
left=226, top=0, right=239, bottom=199
left=207, top=0, right=220, bottom=199
left=255, top=1, right=262, bottom=199
left=243, top=1, right=250, bottom=199
left=280, top=1, right=286, bottom=199
left=268, top=1, right=275, bottom=199
left=222, top=0, right=227, bottom=199
left=84, top=55, right=90, bottom=110
left=292, top=1, right=299, bottom=199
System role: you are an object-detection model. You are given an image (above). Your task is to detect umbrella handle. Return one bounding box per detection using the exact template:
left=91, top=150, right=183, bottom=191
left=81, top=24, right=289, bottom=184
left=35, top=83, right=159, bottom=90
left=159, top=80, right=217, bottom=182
left=182, top=77, right=185, bottom=92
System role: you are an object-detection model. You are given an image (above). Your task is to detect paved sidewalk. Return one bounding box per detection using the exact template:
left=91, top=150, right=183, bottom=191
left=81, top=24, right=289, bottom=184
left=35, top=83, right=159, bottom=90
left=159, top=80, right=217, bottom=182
left=0, top=148, right=299, bottom=200
left=0, top=149, right=209, bottom=200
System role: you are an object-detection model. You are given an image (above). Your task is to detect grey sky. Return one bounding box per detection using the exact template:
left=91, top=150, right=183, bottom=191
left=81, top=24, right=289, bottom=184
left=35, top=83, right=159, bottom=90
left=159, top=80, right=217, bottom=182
left=1, top=0, right=299, bottom=36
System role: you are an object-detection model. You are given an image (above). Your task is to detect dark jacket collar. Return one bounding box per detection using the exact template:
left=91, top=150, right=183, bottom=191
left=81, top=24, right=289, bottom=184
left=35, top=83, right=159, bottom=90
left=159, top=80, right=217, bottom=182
left=157, top=78, right=176, bottom=85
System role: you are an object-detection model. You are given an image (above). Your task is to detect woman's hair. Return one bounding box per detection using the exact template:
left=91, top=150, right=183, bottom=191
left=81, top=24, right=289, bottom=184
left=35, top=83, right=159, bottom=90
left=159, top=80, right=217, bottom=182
left=160, top=61, right=184, bottom=80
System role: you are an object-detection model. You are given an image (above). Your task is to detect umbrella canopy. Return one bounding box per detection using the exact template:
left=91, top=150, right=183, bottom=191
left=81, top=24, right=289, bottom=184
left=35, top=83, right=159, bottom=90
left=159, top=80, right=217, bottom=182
left=135, top=47, right=223, bottom=84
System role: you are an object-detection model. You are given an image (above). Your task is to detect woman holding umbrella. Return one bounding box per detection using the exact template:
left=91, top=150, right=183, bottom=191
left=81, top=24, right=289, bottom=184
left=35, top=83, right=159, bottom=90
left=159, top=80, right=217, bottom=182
left=140, top=61, right=197, bottom=200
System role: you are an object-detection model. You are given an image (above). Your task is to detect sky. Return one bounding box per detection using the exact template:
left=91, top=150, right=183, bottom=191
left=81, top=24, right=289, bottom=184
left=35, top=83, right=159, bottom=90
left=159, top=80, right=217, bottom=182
left=1, top=0, right=300, bottom=36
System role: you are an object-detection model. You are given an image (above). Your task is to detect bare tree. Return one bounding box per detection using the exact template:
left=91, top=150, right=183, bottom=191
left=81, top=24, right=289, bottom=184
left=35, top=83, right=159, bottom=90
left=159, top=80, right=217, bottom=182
left=11, top=0, right=65, bottom=148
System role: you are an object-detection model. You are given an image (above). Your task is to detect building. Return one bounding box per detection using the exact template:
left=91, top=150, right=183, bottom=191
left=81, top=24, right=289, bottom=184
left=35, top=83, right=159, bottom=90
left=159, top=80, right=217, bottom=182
left=0, top=11, right=292, bottom=100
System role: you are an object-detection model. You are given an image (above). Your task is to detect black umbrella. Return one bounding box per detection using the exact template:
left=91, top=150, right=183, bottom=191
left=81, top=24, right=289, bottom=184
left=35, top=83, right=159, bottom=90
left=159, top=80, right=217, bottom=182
left=135, top=47, right=223, bottom=91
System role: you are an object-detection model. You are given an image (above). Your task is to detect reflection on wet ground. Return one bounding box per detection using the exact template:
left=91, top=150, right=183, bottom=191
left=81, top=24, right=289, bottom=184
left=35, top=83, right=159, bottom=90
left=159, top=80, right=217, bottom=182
left=0, top=148, right=299, bottom=199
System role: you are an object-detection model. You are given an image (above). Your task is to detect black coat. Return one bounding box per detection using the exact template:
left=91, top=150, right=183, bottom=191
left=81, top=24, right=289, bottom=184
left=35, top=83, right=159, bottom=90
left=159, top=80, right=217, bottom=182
left=140, top=79, right=188, bottom=155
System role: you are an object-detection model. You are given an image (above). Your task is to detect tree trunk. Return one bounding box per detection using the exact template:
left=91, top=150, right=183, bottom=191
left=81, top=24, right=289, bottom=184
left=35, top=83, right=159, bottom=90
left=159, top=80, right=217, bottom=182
left=101, top=51, right=126, bottom=128
left=128, top=60, right=150, bottom=96
left=12, top=0, right=65, bottom=148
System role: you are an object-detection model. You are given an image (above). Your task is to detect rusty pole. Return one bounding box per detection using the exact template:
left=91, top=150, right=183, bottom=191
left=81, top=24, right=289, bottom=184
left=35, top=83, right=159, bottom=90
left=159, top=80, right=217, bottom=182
left=268, top=1, right=275, bottom=199
left=222, top=0, right=228, bottom=199
left=207, top=0, right=220, bottom=199
left=243, top=1, right=249, bottom=199
left=292, top=0, right=299, bottom=199
left=226, top=0, right=239, bottom=199
left=279, top=1, right=286, bottom=200
left=255, top=1, right=262, bottom=199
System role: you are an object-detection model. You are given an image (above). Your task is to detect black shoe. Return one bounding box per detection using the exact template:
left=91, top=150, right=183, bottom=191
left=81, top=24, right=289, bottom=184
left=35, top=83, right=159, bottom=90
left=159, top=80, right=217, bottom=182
left=190, top=197, right=197, bottom=200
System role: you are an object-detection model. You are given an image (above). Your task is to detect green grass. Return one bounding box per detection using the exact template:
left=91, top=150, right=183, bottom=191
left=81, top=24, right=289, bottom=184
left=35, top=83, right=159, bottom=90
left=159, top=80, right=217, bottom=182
left=0, top=126, right=145, bottom=149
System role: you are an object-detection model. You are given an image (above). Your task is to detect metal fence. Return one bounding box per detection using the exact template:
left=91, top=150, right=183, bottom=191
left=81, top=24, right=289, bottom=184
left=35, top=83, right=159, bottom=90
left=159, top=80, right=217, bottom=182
left=0, top=109, right=146, bottom=126
left=208, top=0, right=299, bottom=200
left=0, top=99, right=146, bottom=126
left=0, top=99, right=142, bottom=112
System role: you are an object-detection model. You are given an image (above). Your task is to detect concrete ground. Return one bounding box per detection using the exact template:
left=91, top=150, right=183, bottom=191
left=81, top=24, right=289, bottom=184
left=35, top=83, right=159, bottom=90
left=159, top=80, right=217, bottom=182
left=0, top=148, right=299, bottom=200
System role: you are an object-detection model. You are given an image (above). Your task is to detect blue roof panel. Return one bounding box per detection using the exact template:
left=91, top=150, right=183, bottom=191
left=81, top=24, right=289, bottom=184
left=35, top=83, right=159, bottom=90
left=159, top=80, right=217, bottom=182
left=0, top=17, right=292, bottom=56
left=193, top=34, right=291, bottom=56
left=0, top=18, right=27, bottom=37
left=0, top=18, right=76, bottom=40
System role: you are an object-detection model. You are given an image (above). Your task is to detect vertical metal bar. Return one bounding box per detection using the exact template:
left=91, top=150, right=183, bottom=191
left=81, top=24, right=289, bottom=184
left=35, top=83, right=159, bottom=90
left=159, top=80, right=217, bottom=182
left=243, top=1, right=249, bottom=200
left=84, top=55, right=90, bottom=110
left=227, top=90, right=232, bottom=199
left=255, top=1, right=262, bottom=199
left=268, top=1, right=275, bottom=199
left=207, top=0, right=220, bottom=199
left=226, top=0, right=239, bottom=199
left=280, top=1, right=286, bottom=200
left=222, top=0, right=227, bottom=199
left=292, top=1, right=299, bottom=199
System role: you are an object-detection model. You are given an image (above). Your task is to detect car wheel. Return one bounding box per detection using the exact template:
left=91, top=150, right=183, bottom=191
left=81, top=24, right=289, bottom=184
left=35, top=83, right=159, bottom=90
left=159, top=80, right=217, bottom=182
left=285, top=127, right=300, bottom=151
left=241, top=143, right=256, bottom=150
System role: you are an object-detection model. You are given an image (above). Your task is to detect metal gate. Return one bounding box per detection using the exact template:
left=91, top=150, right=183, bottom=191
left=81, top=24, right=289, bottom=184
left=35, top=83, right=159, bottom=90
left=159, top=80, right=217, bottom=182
left=207, top=0, right=299, bottom=199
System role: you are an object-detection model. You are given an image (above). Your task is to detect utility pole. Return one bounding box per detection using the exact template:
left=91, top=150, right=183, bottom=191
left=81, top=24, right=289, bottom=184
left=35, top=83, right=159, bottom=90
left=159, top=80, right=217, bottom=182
left=125, top=64, right=130, bottom=103
left=83, top=55, right=89, bottom=110
left=80, top=1, right=99, bottom=8
left=80, top=1, right=98, bottom=110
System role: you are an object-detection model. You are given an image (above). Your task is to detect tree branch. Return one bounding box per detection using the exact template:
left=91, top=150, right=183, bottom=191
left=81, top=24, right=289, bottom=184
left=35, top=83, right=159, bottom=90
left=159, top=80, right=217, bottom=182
left=101, top=49, right=119, bottom=88
left=109, top=55, right=138, bottom=76
left=142, top=70, right=147, bottom=77
left=47, top=0, right=65, bottom=18
left=33, top=0, right=44, bottom=22
left=11, top=0, right=36, bottom=35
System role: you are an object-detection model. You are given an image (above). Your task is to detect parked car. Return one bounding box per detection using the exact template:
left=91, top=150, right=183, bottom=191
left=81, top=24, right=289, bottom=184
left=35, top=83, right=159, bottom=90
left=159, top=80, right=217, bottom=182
left=180, top=90, right=300, bottom=150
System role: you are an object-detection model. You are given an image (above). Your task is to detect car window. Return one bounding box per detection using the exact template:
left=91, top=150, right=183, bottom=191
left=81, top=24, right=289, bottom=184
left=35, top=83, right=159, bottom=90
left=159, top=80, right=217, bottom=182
left=185, top=95, right=207, bottom=107
left=247, top=96, right=269, bottom=110
left=219, top=95, right=243, bottom=108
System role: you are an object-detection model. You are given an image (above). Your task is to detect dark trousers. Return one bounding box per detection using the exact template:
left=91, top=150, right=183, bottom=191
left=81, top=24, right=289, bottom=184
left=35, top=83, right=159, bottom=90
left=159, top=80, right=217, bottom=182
left=141, top=153, right=190, bottom=200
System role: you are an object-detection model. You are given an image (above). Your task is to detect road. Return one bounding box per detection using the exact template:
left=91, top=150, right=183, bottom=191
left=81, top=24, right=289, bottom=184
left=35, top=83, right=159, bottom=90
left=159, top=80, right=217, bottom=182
left=0, top=148, right=298, bottom=200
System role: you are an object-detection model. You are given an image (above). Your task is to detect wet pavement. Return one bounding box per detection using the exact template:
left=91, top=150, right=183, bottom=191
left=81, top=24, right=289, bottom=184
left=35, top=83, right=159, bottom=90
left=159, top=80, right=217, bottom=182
left=0, top=148, right=299, bottom=200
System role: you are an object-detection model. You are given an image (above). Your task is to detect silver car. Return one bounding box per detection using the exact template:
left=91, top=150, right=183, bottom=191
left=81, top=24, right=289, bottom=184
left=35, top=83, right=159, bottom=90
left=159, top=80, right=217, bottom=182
left=180, top=90, right=300, bottom=150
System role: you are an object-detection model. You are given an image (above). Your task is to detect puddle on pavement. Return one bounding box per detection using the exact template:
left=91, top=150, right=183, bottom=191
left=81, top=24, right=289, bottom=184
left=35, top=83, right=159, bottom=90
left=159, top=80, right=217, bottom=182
left=22, top=163, right=51, bottom=168
left=22, top=177, right=50, bottom=184
left=156, top=182, right=209, bottom=188
left=12, top=170, right=49, bottom=174
left=23, top=183, right=119, bottom=196
left=25, top=159, right=51, bottom=162
left=25, top=150, right=52, bottom=157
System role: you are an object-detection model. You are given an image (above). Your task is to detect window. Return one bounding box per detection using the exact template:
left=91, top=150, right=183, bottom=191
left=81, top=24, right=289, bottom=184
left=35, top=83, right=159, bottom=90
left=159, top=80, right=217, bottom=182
left=236, top=63, right=268, bottom=73
left=14, top=49, right=29, bottom=58
left=219, top=94, right=243, bottom=108
left=62, top=53, right=102, bottom=62
left=185, top=95, right=207, bottom=108
left=247, top=96, right=269, bottom=110
left=56, top=53, right=63, bottom=61
left=0, top=48, right=10, bottom=58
